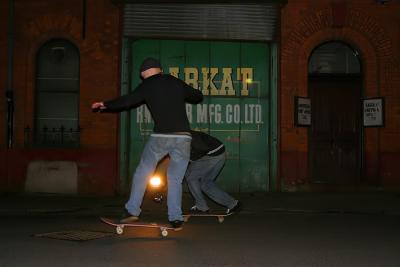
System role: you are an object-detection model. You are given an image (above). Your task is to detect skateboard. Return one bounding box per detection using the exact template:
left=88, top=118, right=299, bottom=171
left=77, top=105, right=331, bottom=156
left=100, top=217, right=176, bottom=237
left=183, top=212, right=233, bottom=223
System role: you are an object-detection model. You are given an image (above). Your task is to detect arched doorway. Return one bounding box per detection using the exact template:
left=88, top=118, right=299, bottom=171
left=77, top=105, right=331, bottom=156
left=308, top=41, right=362, bottom=184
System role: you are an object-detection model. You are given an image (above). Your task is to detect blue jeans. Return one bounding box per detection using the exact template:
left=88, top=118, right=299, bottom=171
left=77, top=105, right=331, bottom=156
left=125, top=134, right=191, bottom=221
left=185, top=152, right=236, bottom=211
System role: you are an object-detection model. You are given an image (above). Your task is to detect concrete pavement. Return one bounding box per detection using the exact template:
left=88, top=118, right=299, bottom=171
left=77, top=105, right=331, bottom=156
left=1, top=191, right=400, bottom=267
left=1, top=191, right=400, bottom=218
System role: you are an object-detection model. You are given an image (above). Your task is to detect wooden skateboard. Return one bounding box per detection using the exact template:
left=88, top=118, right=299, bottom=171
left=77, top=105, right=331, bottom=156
left=100, top=217, right=177, bottom=237
left=183, top=212, right=233, bottom=223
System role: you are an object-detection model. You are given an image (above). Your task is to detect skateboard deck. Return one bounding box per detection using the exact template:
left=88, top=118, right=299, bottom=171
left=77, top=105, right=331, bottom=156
left=100, top=217, right=177, bottom=237
left=183, top=212, right=233, bottom=223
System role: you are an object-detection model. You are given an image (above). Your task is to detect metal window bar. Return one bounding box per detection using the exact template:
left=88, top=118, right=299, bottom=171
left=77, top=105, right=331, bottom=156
left=25, top=125, right=81, bottom=147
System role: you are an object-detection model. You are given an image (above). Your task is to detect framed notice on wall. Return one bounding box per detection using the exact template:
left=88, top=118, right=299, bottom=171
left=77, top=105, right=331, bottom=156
left=363, top=97, right=384, bottom=127
left=295, top=96, right=311, bottom=126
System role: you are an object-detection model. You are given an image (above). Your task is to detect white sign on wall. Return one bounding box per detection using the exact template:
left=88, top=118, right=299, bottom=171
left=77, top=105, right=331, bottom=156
left=295, top=96, right=311, bottom=126
left=363, top=97, right=384, bottom=127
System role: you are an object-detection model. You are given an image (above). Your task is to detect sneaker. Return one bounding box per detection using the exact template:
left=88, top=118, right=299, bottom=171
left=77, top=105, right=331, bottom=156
left=190, top=205, right=210, bottom=214
left=119, top=208, right=139, bottom=223
left=169, top=220, right=184, bottom=231
left=226, top=201, right=242, bottom=215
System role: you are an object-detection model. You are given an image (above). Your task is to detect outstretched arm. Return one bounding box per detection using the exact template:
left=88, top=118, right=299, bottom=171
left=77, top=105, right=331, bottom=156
left=91, top=85, right=145, bottom=113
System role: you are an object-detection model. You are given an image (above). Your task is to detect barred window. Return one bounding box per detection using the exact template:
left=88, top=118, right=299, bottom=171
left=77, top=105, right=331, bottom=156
left=34, top=39, right=80, bottom=147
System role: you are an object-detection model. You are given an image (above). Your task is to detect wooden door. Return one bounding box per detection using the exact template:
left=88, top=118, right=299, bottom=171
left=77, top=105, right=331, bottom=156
left=309, top=76, right=361, bottom=184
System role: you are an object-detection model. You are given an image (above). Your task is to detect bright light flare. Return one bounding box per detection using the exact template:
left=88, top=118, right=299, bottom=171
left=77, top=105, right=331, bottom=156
left=245, top=78, right=253, bottom=84
left=149, top=176, right=162, bottom=188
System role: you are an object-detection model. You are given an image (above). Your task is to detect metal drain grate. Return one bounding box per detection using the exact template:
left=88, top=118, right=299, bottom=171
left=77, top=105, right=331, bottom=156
left=34, top=230, right=114, bottom=241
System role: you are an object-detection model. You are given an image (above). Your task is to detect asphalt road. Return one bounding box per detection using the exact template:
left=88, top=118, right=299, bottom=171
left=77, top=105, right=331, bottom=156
left=1, top=211, right=400, bottom=267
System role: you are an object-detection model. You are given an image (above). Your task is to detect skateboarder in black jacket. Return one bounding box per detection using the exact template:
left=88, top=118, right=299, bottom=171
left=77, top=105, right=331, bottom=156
left=92, top=58, right=203, bottom=229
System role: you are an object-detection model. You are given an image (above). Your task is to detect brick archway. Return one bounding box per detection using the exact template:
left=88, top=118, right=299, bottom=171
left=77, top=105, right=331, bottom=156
left=280, top=7, right=398, bottom=189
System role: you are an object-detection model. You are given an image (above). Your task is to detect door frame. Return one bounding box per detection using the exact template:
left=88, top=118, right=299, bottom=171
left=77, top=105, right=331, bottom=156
left=307, top=41, right=364, bottom=187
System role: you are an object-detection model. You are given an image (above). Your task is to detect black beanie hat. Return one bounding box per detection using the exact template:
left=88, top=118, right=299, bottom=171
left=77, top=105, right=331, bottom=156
left=140, top=57, right=162, bottom=73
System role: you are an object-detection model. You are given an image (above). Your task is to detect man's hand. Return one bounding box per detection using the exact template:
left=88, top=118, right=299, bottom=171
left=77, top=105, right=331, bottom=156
left=91, top=102, right=106, bottom=112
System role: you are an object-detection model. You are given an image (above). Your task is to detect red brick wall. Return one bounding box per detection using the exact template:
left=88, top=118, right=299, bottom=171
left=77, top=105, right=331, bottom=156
left=2, top=0, right=400, bottom=194
left=280, top=0, right=400, bottom=191
left=0, top=0, right=121, bottom=195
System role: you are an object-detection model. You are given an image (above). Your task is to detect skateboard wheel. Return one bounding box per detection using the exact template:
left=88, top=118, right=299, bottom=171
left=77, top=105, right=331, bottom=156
left=218, top=216, right=224, bottom=223
left=116, top=226, right=124, bottom=235
left=161, top=229, right=168, bottom=237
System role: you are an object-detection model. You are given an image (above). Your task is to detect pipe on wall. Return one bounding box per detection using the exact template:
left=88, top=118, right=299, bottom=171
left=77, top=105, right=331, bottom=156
left=6, top=0, right=14, bottom=148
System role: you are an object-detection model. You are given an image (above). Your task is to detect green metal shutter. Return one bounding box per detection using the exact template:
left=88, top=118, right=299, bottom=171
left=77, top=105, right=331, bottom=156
left=121, top=39, right=274, bottom=192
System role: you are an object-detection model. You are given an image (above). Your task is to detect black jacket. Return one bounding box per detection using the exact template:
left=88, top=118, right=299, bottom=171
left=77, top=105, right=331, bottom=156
left=104, top=74, right=203, bottom=133
left=190, top=131, right=225, bottom=161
